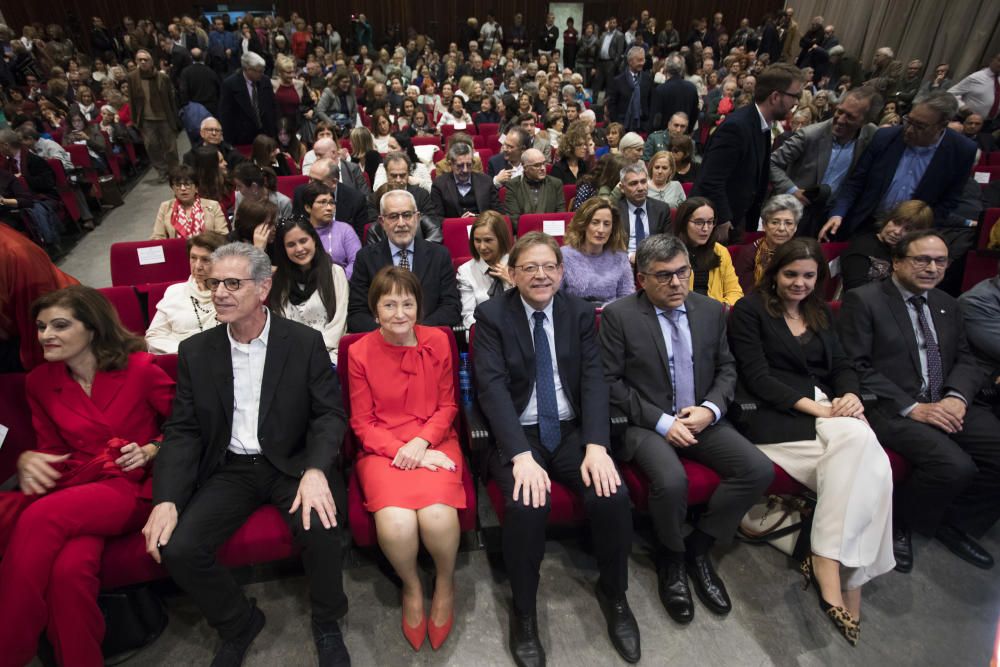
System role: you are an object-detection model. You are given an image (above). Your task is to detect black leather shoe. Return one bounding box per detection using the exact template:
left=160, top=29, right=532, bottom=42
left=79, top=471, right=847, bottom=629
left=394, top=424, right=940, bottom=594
left=656, top=558, right=694, bottom=624
left=686, top=553, right=732, bottom=615
left=596, top=585, right=641, bottom=663
left=313, top=619, right=351, bottom=667
left=509, top=613, right=545, bottom=667
left=211, top=601, right=265, bottom=667
left=937, top=525, right=995, bottom=570
left=893, top=526, right=913, bottom=573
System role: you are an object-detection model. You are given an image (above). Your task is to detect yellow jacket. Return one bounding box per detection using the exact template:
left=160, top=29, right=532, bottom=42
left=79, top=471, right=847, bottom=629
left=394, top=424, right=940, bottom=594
left=687, top=242, right=744, bottom=306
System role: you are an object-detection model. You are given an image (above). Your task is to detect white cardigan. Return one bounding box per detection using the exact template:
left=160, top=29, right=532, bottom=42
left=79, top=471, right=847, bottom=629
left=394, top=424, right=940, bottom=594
left=456, top=254, right=509, bottom=330
left=146, top=277, right=217, bottom=354
left=278, top=265, right=349, bottom=364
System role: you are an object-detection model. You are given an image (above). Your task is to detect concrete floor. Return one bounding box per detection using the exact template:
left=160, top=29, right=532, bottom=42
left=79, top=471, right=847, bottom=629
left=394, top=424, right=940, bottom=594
left=53, top=137, right=1000, bottom=666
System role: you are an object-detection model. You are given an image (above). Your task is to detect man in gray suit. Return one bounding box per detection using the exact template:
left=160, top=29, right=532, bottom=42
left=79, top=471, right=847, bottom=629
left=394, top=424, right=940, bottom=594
left=617, top=164, right=670, bottom=262
left=600, top=234, right=773, bottom=624
left=505, top=149, right=566, bottom=231
left=769, top=86, right=881, bottom=236
left=593, top=17, right=626, bottom=104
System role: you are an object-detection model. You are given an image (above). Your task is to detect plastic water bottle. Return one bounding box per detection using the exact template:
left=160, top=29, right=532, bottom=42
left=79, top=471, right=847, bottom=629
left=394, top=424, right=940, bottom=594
left=458, top=352, right=474, bottom=406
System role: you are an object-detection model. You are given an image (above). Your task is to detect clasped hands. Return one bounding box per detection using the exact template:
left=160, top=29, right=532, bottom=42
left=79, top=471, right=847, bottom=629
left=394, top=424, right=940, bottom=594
left=17, top=441, right=155, bottom=496
left=665, top=406, right=715, bottom=448
left=909, top=396, right=966, bottom=433
left=392, top=437, right=457, bottom=472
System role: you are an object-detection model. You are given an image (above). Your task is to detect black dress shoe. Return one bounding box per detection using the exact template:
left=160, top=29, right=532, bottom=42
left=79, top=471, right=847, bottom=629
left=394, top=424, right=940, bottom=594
left=509, top=613, right=545, bottom=667
left=686, top=553, right=732, bottom=615
left=596, top=585, right=641, bottom=663
left=313, top=619, right=351, bottom=667
left=211, top=601, right=265, bottom=667
left=893, top=526, right=913, bottom=573
left=656, top=558, right=694, bottom=624
left=937, top=525, right=995, bottom=570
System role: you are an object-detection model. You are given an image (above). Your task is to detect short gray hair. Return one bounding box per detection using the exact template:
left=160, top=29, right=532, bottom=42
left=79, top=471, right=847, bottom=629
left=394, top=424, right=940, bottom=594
left=626, top=46, right=645, bottom=61
left=241, top=51, right=266, bottom=70
left=620, top=162, right=648, bottom=182
left=917, top=91, right=959, bottom=124
left=323, top=159, right=341, bottom=181
left=383, top=150, right=411, bottom=169
left=561, top=83, right=576, bottom=98
left=636, top=234, right=689, bottom=273
left=211, top=242, right=272, bottom=282
left=665, top=55, right=686, bottom=78
left=379, top=189, right=417, bottom=215
left=0, top=128, right=21, bottom=146
left=761, top=194, right=804, bottom=224
left=875, top=47, right=894, bottom=59
left=446, top=140, right=474, bottom=162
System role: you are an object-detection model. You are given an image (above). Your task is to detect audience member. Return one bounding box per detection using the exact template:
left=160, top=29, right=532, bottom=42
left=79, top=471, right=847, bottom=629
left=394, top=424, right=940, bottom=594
left=560, top=197, right=635, bottom=304
left=618, top=163, right=670, bottom=259
left=642, top=112, right=690, bottom=160
left=646, top=151, right=686, bottom=208
left=219, top=52, right=277, bottom=146
left=673, top=197, right=743, bottom=305
left=734, top=194, right=803, bottom=293
left=178, top=48, right=222, bottom=116
left=841, top=200, right=933, bottom=291
left=947, top=53, right=1000, bottom=126
left=151, top=164, right=228, bottom=239
left=232, top=161, right=293, bottom=221
left=607, top=47, right=653, bottom=132
left=669, top=133, right=699, bottom=184
left=958, top=262, right=1000, bottom=375
left=230, top=197, right=278, bottom=260
left=299, top=181, right=361, bottom=279
left=293, top=158, right=368, bottom=238
left=505, top=148, right=565, bottom=231
left=182, top=116, right=245, bottom=169
left=650, top=54, right=700, bottom=133
left=127, top=49, right=180, bottom=182
left=430, top=142, right=503, bottom=218
left=456, top=210, right=512, bottom=330
left=550, top=122, right=594, bottom=185
left=488, top=126, right=530, bottom=186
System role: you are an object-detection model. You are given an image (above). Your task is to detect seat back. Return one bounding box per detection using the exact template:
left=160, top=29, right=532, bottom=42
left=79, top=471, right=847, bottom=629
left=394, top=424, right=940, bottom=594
left=979, top=208, right=999, bottom=249
left=234, top=144, right=253, bottom=158
left=477, top=123, right=499, bottom=138
left=475, top=148, right=494, bottom=165
left=962, top=250, right=998, bottom=292
left=682, top=181, right=694, bottom=195
left=109, top=239, right=191, bottom=287
left=516, top=212, right=573, bottom=243
left=442, top=216, right=514, bottom=264
left=411, top=136, right=441, bottom=148
left=276, top=175, right=308, bottom=200
left=97, top=286, right=147, bottom=335
left=973, top=165, right=1000, bottom=185
left=143, top=281, right=181, bottom=321
left=562, top=184, right=577, bottom=211
left=820, top=241, right=849, bottom=300
left=0, top=373, right=34, bottom=483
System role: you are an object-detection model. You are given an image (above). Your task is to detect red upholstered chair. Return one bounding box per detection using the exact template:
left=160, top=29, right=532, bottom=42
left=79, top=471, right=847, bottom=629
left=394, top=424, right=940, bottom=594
left=110, top=239, right=190, bottom=287
left=442, top=216, right=514, bottom=263
left=727, top=244, right=745, bottom=267
left=339, top=138, right=352, bottom=152
left=516, top=212, right=573, bottom=243
left=412, top=136, right=441, bottom=148
left=962, top=250, right=998, bottom=292
left=336, top=329, right=478, bottom=548
left=821, top=242, right=850, bottom=300
left=142, top=281, right=181, bottom=321
left=234, top=145, right=253, bottom=158
left=0, top=373, right=32, bottom=484
left=498, top=186, right=507, bottom=204
left=482, top=133, right=499, bottom=151
left=66, top=143, right=103, bottom=199
left=682, top=181, right=694, bottom=195
left=743, top=231, right=764, bottom=244
left=979, top=208, right=999, bottom=249
left=45, top=159, right=82, bottom=223
left=472, top=135, right=487, bottom=148
left=477, top=123, right=500, bottom=138
left=988, top=151, right=1000, bottom=166
left=432, top=148, right=445, bottom=164
left=276, top=175, right=308, bottom=199
left=476, top=148, right=494, bottom=164
left=562, top=184, right=577, bottom=211
left=97, top=286, right=147, bottom=335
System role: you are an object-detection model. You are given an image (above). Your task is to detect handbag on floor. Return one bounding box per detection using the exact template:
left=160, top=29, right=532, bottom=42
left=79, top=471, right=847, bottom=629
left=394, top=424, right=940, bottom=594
left=738, top=495, right=814, bottom=558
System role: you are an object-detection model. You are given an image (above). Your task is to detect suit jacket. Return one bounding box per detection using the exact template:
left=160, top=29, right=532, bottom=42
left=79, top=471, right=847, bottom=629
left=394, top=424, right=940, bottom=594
left=616, top=197, right=670, bottom=238
left=692, top=104, right=771, bottom=231
left=599, top=291, right=736, bottom=458
left=346, top=238, right=461, bottom=332
left=430, top=172, right=504, bottom=219
left=649, top=77, right=700, bottom=133
left=504, top=175, right=565, bottom=229
left=168, top=44, right=193, bottom=88
left=154, top=317, right=347, bottom=512
left=292, top=181, right=368, bottom=239
left=597, top=29, right=626, bottom=65
left=959, top=276, right=1000, bottom=371
left=486, top=153, right=511, bottom=177
left=607, top=69, right=653, bottom=132
left=838, top=278, right=988, bottom=415
left=830, top=127, right=978, bottom=237
left=218, top=70, right=278, bottom=146
left=729, top=293, right=858, bottom=442
left=178, top=62, right=222, bottom=116
left=769, top=119, right=877, bottom=198
left=472, top=289, right=609, bottom=462
left=19, top=150, right=57, bottom=198
left=364, top=185, right=442, bottom=244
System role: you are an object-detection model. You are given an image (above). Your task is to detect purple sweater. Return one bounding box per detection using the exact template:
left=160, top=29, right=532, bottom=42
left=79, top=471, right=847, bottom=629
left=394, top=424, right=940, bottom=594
left=315, top=220, right=361, bottom=279
left=561, top=246, right=636, bottom=304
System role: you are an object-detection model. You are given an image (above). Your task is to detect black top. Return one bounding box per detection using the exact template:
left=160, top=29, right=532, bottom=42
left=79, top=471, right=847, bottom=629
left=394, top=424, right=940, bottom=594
left=796, top=330, right=828, bottom=382
left=841, top=230, right=891, bottom=292
left=674, top=163, right=698, bottom=183
left=693, top=268, right=710, bottom=295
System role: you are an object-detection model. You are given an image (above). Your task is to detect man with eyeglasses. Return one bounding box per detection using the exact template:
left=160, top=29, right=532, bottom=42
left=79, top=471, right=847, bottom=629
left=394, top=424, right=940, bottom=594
left=692, top=63, right=804, bottom=244
left=430, top=141, right=503, bottom=219
left=600, top=233, right=773, bottom=627
left=182, top=116, right=244, bottom=169
left=473, top=232, right=640, bottom=666
left=143, top=242, right=353, bottom=666
left=219, top=51, right=277, bottom=146
left=504, top=148, right=565, bottom=231
left=363, top=152, right=441, bottom=244
left=820, top=92, right=977, bottom=242
left=839, top=230, right=1000, bottom=574
left=487, top=126, right=529, bottom=187
left=347, top=189, right=460, bottom=332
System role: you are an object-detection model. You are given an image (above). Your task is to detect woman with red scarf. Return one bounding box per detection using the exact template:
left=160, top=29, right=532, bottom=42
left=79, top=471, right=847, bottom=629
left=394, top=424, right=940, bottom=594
left=0, top=286, right=175, bottom=666
left=150, top=164, right=228, bottom=239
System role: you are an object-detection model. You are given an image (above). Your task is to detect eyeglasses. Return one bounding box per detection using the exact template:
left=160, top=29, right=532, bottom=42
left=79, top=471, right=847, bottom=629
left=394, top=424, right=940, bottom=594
left=203, top=127, right=222, bottom=134
left=171, top=181, right=195, bottom=188
left=206, top=277, right=254, bottom=292
left=904, top=255, right=950, bottom=269
left=689, top=218, right=716, bottom=229
left=514, top=262, right=560, bottom=275
left=641, top=267, right=691, bottom=285
left=383, top=211, right=417, bottom=222
left=901, top=115, right=937, bottom=132
left=778, top=89, right=802, bottom=101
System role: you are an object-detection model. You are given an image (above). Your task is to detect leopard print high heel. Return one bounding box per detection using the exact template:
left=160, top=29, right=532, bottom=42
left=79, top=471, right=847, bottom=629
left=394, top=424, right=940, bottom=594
left=800, top=557, right=860, bottom=646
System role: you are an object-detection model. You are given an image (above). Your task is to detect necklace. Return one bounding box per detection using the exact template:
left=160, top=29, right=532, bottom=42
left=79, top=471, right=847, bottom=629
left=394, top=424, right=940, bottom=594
left=190, top=295, right=214, bottom=331
left=783, top=311, right=802, bottom=321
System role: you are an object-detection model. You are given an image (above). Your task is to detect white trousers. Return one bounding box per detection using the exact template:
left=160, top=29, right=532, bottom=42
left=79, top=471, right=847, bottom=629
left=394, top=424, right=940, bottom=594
left=758, top=389, right=896, bottom=590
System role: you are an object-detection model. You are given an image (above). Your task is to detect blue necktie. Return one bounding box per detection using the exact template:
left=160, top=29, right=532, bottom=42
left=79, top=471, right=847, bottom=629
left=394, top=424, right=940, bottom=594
left=664, top=310, right=696, bottom=412
left=532, top=311, right=561, bottom=451
left=634, top=207, right=646, bottom=245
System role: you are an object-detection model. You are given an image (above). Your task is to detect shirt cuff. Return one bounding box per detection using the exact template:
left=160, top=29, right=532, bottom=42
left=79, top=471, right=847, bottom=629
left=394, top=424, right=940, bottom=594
left=900, top=402, right=918, bottom=417
left=654, top=412, right=675, bottom=437
left=785, top=186, right=798, bottom=195
left=945, top=390, right=967, bottom=405
left=702, top=401, right=722, bottom=424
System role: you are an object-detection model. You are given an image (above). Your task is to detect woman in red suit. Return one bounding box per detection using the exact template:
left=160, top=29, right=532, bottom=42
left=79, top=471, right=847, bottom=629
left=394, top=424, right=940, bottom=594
left=0, top=286, right=175, bottom=667
left=347, top=267, right=465, bottom=652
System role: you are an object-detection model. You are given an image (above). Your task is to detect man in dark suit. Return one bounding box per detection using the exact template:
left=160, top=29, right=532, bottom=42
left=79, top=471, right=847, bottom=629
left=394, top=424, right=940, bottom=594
left=218, top=52, right=277, bottom=147
left=347, top=189, right=460, bottom=332
left=488, top=126, right=530, bottom=189
left=430, top=142, right=504, bottom=219
left=607, top=46, right=653, bottom=133
left=593, top=18, right=626, bottom=104
left=617, top=163, right=670, bottom=260
left=600, top=234, right=773, bottom=623
left=473, top=232, right=639, bottom=666
left=142, top=243, right=351, bottom=666
left=693, top=63, right=804, bottom=243
left=769, top=86, right=881, bottom=236
left=820, top=92, right=978, bottom=241
left=364, top=151, right=441, bottom=244
left=293, top=158, right=368, bottom=239
left=178, top=48, right=222, bottom=117
left=504, top=149, right=565, bottom=231
left=159, top=34, right=193, bottom=90
left=839, top=230, right=1000, bottom=572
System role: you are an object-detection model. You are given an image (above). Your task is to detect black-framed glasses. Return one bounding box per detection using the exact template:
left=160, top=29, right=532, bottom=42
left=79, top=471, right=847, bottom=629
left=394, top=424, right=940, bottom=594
left=904, top=255, right=950, bottom=269
left=689, top=218, right=716, bottom=229
left=901, top=115, right=937, bottom=132
left=641, top=266, right=691, bottom=285
left=206, top=277, right=254, bottom=292
left=778, top=89, right=802, bottom=101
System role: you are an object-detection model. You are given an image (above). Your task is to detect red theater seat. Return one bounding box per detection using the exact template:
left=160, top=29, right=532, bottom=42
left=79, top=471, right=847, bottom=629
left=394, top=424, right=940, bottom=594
left=562, top=184, right=577, bottom=211
left=962, top=250, right=998, bottom=292
left=142, top=281, right=181, bottom=321
left=979, top=208, right=999, bottom=249
left=276, top=175, right=308, bottom=199
left=0, top=373, right=32, bottom=483
left=97, top=286, right=147, bottom=335
left=442, top=216, right=514, bottom=262
left=516, top=212, right=573, bottom=243
left=110, top=239, right=190, bottom=287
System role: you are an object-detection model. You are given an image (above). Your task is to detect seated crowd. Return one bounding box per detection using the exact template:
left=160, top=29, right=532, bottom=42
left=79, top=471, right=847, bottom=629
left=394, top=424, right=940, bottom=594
left=2, top=7, right=1000, bottom=667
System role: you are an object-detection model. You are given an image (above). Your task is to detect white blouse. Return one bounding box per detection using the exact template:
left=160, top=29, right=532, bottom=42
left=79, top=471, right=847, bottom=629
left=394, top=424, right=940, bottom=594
left=456, top=254, right=509, bottom=330
left=146, top=277, right=217, bottom=354
left=278, top=265, right=349, bottom=364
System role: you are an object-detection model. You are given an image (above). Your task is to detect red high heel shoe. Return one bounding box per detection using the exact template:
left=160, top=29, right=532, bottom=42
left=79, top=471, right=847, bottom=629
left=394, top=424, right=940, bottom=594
left=428, top=612, right=454, bottom=650
left=402, top=608, right=427, bottom=651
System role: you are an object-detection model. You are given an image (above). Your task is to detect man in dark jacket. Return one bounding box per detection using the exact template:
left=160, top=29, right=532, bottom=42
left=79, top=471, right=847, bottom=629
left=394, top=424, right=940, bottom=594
left=218, top=52, right=277, bottom=146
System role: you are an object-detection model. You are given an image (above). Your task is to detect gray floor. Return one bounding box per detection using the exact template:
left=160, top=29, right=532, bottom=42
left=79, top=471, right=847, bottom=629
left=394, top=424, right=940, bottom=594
left=54, top=145, right=1000, bottom=666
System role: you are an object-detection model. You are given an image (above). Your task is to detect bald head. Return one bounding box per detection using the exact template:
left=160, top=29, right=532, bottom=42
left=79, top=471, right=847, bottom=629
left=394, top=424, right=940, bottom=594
left=313, top=138, right=335, bottom=158
left=309, top=158, right=339, bottom=187
left=521, top=148, right=545, bottom=164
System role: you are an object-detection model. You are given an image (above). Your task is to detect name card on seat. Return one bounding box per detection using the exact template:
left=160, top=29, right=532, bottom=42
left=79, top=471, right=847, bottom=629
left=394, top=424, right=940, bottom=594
left=137, top=246, right=166, bottom=265
left=543, top=219, right=566, bottom=236
left=974, top=171, right=991, bottom=184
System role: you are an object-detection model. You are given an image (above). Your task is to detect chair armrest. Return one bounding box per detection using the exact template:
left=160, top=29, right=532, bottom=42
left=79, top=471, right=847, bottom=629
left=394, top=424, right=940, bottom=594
left=461, top=401, right=492, bottom=454
left=610, top=406, right=629, bottom=439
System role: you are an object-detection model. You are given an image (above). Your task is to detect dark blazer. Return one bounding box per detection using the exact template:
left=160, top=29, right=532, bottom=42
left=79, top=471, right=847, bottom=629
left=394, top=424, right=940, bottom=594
left=167, top=44, right=193, bottom=88
left=692, top=104, right=771, bottom=231
left=153, top=317, right=347, bottom=512
left=178, top=62, right=222, bottom=116
left=218, top=70, right=278, bottom=146
left=607, top=69, right=653, bottom=132
left=649, top=77, right=700, bottom=133
left=599, top=291, right=735, bottom=458
left=365, top=185, right=442, bottom=245
left=20, top=150, right=57, bottom=198
left=472, top=289, right=609, bottom=462
left=616, top=197, right=670, bottom=237
left=430, top=172, right=504, bottom=218
left=728, top=293, right=859, bottom=442
left=347, top=238, right=461, bottom=332
left=837, top=278, right=988, bottom=415
left=292, top=181, right=368, bottom=239
left=829, top=127, right=978, bottom=237
left=487, top=153, right=511, bottom=177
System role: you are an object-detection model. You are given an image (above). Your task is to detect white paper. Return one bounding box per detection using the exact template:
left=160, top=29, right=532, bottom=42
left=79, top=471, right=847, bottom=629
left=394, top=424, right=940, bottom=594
left=543, top=219, right=566, bottom=236
left=137, top=245, right=166, bottom=265
left=0, top=424, right=8, bottom=451
left=974, top=171, right=991, bottom=184
left=466, top=224, right=474, bottom=238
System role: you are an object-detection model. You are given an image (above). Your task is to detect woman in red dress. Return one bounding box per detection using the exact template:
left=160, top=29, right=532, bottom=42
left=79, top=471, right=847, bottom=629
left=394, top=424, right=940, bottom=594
left=347, top=267, right=465, bottom=652
left=0, top=286, right=175, bottom=666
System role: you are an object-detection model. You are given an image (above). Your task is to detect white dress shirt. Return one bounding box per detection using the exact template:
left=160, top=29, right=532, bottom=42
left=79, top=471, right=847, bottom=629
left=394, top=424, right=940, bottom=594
left=228, top=308, right=271, bottom=455
left=456, top=254, right=509, bottom=329
left=948, top=68, right=999, bottom=119
left=146, top=277, right=217, bottom=354
left=518, top=297, right=575, bottom=425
